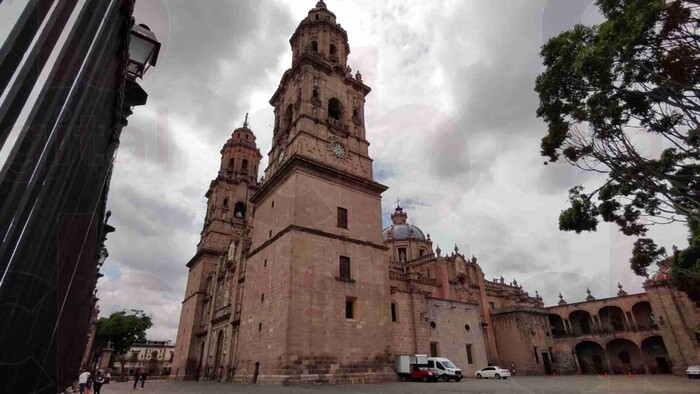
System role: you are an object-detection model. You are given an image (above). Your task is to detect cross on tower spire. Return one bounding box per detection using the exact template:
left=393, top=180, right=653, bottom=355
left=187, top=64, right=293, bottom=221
left=243, top=112, right=249, bottom=128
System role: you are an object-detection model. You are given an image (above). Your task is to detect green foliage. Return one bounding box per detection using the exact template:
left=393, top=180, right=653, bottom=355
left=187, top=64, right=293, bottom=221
left=95, top=309, right=152, bottom=356
left=672, top=218, right=700, bottom=305
left=535, top=0, right=700, bottom=303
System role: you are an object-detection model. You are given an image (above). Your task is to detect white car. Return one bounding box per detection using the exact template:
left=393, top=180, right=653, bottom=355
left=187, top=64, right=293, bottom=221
left=687, top=365, right=700, bottom=379
left=475, top=366, right=511, bottom=379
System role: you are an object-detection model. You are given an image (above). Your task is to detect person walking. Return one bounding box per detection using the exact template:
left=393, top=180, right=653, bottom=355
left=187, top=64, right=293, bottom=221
left=139, top=370, right=148, bottom=389
left=78, top=370, right=91, bottom=394
left=92, top=371, right=105, bottom=394
left=132, top=370, right=140, bottom=390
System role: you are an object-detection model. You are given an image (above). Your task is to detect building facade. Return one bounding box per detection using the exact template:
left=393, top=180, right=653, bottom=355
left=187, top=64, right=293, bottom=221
left=172, top=0, right=700, bottom=385
left=114, top=340, right=176, bottom=376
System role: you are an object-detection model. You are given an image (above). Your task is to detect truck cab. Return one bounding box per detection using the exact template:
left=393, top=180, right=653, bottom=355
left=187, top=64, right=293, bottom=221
left=410, top=365, right=438, bottom=382
left=427, top=357, right=463, bottom=381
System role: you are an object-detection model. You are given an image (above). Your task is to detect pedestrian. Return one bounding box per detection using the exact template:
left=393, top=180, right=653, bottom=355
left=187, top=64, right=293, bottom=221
left=92, top=371, right=105, bottom=394
left=78, top=370, right=91, bottom=394
left=133, top=370, right=140, bottom=390
left=139, top=370, right=148, bottom=389
left=510, top=362, right=517, bottom=376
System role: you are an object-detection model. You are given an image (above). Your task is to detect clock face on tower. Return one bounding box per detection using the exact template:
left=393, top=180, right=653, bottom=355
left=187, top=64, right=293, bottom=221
left=331, top=142, right=346, bottom=158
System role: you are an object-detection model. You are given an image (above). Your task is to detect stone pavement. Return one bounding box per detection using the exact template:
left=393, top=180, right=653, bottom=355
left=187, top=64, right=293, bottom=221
left=101, top=376, right=700, bottom=393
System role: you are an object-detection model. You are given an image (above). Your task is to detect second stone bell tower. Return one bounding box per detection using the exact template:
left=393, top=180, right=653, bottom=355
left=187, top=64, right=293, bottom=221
left=234, top=0, right=394, bottom=384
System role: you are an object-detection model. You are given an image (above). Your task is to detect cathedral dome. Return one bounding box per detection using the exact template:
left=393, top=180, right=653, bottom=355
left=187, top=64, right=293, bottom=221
left=382, top=223, right=426, bottom=241
left=382, top=206, right=427, bottom=241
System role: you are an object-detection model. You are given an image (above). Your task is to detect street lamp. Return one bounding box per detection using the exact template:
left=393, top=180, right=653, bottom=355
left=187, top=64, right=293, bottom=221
left=127, top=23, right=161, bottom=80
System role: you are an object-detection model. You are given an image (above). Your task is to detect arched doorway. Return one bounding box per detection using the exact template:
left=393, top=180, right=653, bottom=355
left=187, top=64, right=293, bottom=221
left=575, top=341, right=606, bottom=374
left=569, top=310, right=593, bottom=335
left=599, top=306, right=626, bottom=332
left=548, top=314, right=566, bottom=338
left=632, top=301, right=654, bottom=330
left=606, top=338, right=645, bottom=374
left=213, top=331, right=224, bottom=380
left=641, top=336, right=671, bottom=374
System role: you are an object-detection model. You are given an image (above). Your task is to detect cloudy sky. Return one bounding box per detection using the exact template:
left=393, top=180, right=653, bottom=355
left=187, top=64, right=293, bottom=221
left=87, top=0, right=689, bottom=341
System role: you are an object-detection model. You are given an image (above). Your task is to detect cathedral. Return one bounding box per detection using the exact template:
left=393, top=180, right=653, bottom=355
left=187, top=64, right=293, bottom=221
left=171, top=1, right=700, bottom=385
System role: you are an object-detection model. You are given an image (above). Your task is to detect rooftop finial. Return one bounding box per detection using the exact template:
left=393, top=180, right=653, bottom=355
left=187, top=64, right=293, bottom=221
left=395, top=193, right=401, bottom=209
left=243, top=112, right=250, bottom=128
left=558, top=292, right=567, bottom=305
left=585, top=287, right=595, bottom=301
left=617, top=282, right=628, bottom=296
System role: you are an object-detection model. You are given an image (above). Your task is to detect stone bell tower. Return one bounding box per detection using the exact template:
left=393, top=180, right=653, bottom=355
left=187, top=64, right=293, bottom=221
left=233, top=0, right=393, bottom=384
left=172, top=118, right=261, bottom=380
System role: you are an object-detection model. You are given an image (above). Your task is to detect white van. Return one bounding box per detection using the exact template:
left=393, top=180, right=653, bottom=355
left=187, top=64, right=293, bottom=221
left=427, top=357, right=462, bottom=381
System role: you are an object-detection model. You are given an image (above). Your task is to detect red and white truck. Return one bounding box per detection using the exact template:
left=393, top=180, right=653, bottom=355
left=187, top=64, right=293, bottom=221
left=396, top=354, right=438, bottom=382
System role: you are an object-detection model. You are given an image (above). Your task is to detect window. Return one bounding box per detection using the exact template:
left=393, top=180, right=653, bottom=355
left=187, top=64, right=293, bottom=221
left=285, top=104, right=293, bottom=127
left=489, top=302, right=495, bottom=310
left=339, top=256, right=351, bottom=280
left=330, top=44, right=337, bottom=55
left=430, top=342, right=439, bottom=357
left=228, top=158, right=234, bottom=168
left=328, top=98, right=342, bottom=120
left=269, top=230, right=272, bottom=238
left=242, top=159, right=248, bottom=171
left=311, top=40, right=318, bottom=52
left=271, top=201, right=275, bottom=208
left=345, top=298, right=355, bottom=319
left=465, top=324, right=470, bottom=331
left=430, top=321, right=436, bottom=329
left=533, top=346, right=539, bottom=363
left=419, top=248, right=425, bottom=257
left=391, top=303, right=397, bottom=322
left=223, top=198, right=229, bottom=208
left=313, top=89, right=319, bottom=98
left=337, top=207, right=348, bottom=228
left=261, top=293, right=265, bottom=302
left=258, top=323, right=262, bottom=332
left=466, top=344, right=474, bottom=364
left=264, top=259, right=267, bottom=267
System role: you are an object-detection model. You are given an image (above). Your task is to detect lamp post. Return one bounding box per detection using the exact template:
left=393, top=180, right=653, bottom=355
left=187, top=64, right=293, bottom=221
left=127, top=23, right=160, bottom=79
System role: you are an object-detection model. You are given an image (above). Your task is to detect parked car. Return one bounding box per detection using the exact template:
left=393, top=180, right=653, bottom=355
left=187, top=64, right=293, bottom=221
left=427, top=357, right=462, bottom=381
left=687, top=365, right=700, bottom=379
left=475, top=366, right=511, bottom=379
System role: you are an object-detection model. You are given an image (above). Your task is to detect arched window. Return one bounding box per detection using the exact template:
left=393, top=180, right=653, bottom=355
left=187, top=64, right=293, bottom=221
left=223, top=198, right=229, bottom=208
left=242, top=159, right=248, bottom=171
left=228, top=158, right=234, bottom=169
left=330, top=44, right=337, bottom=55
left=328, top=98, right=342, bottom=120
left=353, top=108, right=359, bottom=118
left=285, top=104, right=293, bottom=127
left=313, top=89, right=319, bottom=99
left=234, top=202, right=246, bottom=219
left=311, top=41, right=318, bottom=52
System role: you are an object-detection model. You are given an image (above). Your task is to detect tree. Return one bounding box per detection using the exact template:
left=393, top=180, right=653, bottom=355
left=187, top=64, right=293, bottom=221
left=95, top=309, right=152, bottom=378
left=535, top=0, right=699, bottom=304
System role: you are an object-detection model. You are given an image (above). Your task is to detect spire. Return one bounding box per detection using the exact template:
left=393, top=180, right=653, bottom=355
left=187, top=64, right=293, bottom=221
left=558, top=292, right=567, bottom=305
left=316, top=0, right=327, bottom=8
left=243, top=112, right=249, bottom=128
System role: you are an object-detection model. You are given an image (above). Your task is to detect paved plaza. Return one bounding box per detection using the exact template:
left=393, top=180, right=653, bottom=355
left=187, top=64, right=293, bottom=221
left=102, top=376, right=700, bottom=394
